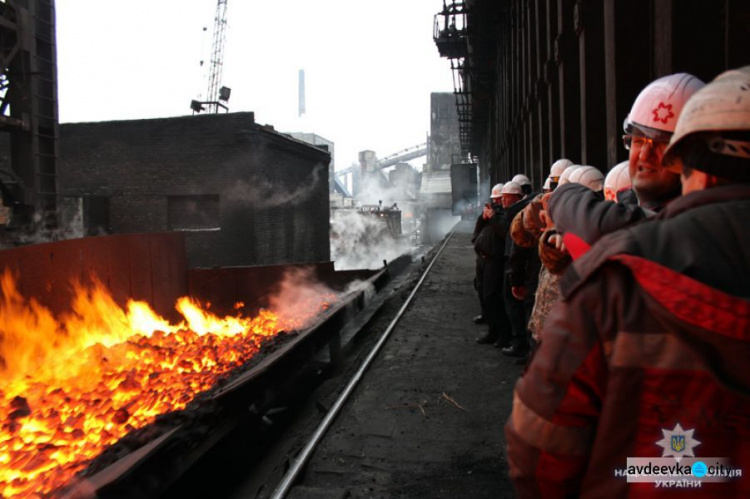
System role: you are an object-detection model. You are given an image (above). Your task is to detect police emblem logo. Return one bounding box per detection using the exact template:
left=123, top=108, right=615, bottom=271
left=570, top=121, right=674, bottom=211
left=671, top=435, right=685, bottom=452
left=657, top=423, right=700, bottom=462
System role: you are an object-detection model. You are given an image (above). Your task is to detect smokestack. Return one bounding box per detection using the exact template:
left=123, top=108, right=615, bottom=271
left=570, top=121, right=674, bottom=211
left=298, top=69, right=306, bottom=117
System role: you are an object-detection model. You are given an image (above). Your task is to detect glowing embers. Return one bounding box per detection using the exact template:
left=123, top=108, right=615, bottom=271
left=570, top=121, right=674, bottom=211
left=0, top=270, right=332, bottom=497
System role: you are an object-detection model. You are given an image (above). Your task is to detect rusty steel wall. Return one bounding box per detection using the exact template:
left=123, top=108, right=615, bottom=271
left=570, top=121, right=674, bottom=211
left=0, top=233, right=188, bottom=321
left=470, top=0, right=750, bottom=188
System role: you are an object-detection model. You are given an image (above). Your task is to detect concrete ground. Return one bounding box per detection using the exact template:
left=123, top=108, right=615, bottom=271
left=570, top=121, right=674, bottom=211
left=265, top=219, right=523, bottom=498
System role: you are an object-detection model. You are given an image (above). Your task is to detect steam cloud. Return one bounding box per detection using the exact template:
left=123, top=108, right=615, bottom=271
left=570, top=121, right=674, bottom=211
left=267, top=266, right=375, bottom=328
left=0, top=209, right=95, bottom=250
left=224, top=164, right=325, bottom=208
left=330, top=167, right=421, bottom=270
left=356, top=174, right=417, bottom=207
left=330, top=208, right=413, bottom=271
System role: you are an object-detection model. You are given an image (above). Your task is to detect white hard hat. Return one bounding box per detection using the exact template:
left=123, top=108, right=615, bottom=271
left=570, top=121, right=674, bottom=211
left=557, top=164, right=582, bottom=186
left=568, top=165, right=604, bottom=191
left=490, top=183, right=504, bottom=198
left=663, top=65, right=750, bottom=179
left=542, top=177, right=551, bottom=191
left=548, top=158, right=573, bottom=179
left=624, top=73, right=705, bottom=140
left=501, top=181, right=523, bottom=195
left=604, top=161, right=631, bottom=193
left=511, top=174, right=531, bottom=186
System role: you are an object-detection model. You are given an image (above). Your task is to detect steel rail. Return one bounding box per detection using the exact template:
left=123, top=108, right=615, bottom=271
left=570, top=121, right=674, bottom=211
left=270, top=231, right=456, bottom=499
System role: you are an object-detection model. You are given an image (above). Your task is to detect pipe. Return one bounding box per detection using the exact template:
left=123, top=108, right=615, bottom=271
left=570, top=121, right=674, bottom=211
left=269, top=231, right=456, bottom=499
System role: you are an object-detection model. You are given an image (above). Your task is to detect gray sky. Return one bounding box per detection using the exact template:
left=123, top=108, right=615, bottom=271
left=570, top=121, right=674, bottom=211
left=56, top=0, right=454, bottom=170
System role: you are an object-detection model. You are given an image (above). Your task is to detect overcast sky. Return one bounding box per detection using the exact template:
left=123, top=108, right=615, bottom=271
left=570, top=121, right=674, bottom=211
left=56, top=1, right=455, bottom=170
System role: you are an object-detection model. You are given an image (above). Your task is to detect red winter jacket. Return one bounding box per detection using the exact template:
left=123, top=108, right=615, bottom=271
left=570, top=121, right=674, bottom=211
left=505, top=185, right=750, bottom=498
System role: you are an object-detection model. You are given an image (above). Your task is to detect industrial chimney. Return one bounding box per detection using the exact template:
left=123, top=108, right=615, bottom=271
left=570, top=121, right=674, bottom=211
left=298, top=69, right=306, bottom=117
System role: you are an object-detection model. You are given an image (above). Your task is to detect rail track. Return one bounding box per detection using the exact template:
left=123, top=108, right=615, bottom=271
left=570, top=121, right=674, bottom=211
left=269, top=232, right=455, bottom=498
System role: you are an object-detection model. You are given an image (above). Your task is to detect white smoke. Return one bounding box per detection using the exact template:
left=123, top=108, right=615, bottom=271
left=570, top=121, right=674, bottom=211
left=423, top=209, right=460, bottom=243
left=343, top=278, right=376, bottom=303
left=267, top=266, right=375, bottom=329
left=330, top=208, right=412, bottom=270
left=0, top=208, right=92, bottom=249
left=356, top=169, right=418, bottom=206
left=328, top=163, right=420, bottom=270
left=267, top=266, right=336, bottom=328
left=224, top=164, right=325, bottom=208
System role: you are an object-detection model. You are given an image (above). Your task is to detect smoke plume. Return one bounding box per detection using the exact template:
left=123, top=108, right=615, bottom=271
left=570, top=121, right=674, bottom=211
left=224, top=164, right=325, bottom=208
left=267, top=266, right=375, bottom=329
left=330, top=208, right=412, bottom=270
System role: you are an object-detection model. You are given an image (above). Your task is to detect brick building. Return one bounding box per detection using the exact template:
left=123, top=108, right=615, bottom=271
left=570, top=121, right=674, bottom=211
left=58, top=112, right=331, bottom=268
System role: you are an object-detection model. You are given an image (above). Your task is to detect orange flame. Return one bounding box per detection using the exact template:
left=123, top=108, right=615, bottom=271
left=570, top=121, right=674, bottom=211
left=0, top=270, right=334, bottom=497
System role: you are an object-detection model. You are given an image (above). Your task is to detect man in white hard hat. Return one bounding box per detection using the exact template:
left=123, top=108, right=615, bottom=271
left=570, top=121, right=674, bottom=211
left=506, top=66, right=750, bottom=497
left=511, top=174, right=533, bottom=196
left=568, top=166, right=605, bottom=192
left=500, top=181, right=524, bottom=208
left=496, top=181, right=534, bottom=357
left=548, top=73, right=706, bottom=256
left=470, top=187, right=495, bottom=326
left=473, top=183, right=512, bottom=345
left=603, top=161, right=631, bottom=201
left=624, top=73, right=705, bottom=208
left=547, top=158, right=573, bottom=191
left=556, top=164, right=582, bottom=187
left=505, top=186, right=545, bottom=363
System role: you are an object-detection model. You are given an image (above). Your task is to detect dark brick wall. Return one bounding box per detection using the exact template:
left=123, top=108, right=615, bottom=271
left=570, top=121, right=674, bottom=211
left=58, top=112, right=331, bottom=268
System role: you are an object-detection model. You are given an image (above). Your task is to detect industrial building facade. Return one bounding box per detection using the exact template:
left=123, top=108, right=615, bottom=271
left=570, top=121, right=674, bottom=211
left=58, top=112, right=331, bottom=268
left=436, top=0, right=750, bottom=191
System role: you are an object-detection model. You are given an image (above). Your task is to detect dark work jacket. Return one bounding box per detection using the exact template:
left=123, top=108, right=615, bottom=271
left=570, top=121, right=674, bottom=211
left=506, top=184, right=750, bottom=498
left=473, top=205, right=506, bottom=259
left=548, top=183, right=649, bottom=248
left=507, top=242, right=542, bottom=300
left=471, top=213, right=486, bottom=244
left=507, top=209, right=542, bottom=296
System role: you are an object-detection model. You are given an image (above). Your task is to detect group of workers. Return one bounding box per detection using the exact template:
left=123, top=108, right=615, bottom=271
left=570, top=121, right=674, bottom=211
left=473, top=65, right=750, bottom=497
left=471, top=173, right=535, bottom=362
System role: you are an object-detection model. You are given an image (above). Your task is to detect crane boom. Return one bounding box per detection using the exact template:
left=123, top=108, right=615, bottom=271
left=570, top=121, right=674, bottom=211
left=206, top=0, right=228, bottom=112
